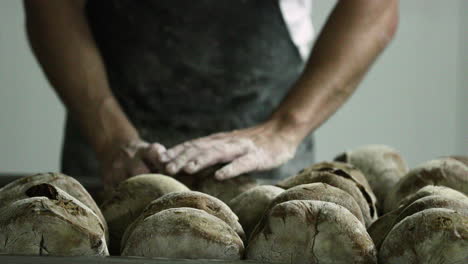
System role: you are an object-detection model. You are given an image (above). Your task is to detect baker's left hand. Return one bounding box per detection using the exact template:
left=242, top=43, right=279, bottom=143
left=159, top=121, right=300, bottom=180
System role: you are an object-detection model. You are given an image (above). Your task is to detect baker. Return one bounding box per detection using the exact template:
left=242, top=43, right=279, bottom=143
left=24, top=0, right=398, bottom=188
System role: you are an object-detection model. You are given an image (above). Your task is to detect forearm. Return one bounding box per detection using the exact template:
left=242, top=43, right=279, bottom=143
left=269, top=0, right=399, bottom=142
left=24, top=0, right=139, bottom=158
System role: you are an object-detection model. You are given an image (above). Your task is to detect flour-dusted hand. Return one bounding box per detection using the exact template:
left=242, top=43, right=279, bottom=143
left=159, top=121, right=301, bottom=180
left=101, top=139, right=167, bottom=188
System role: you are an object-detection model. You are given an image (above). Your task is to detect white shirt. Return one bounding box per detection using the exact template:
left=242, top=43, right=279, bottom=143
left=280, top=0, right=314, bottom=59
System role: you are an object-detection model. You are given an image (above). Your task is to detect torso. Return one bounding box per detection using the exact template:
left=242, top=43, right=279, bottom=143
left=62, top=0, right=315, bottom=180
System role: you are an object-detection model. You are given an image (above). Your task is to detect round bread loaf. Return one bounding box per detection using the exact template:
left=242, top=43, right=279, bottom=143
left=0, top=184, right=108, bottom=256
left=369, top=193, right=468, bottom=250
left=228, top=185, right=284, bottom=239
left=100, top=174, right=189, bottom=254
left=384, top=158, right=468, bottom=212
left=308, top=162, right=374, bottom=191
left=175, top=165, right=258, bottom=203
left=122, top=208, right=244, bottom=260
left=379, top=208, right=468, bottom=264
left=267, top=183, right=364, bottom=225
left=449, top=155, right=468, bottom=166
left=121, top=191, right=244, bottom=249
left=367, top=209, right=401, bottom=250
left=278, top=169, right=375, bottom=226
left=246, top=200, right=376, bottom=264
left=335, top=145, right=408, bottom=209
left=312, top=162, right=378, bottom=220
left=369, top=186, right=467, bottom=249
left=0, top=172, right=106, bottom=235
left=396, top=185, right=468, bottom=211
left=395, top=195, right=468, bottom=224
left=196, top=175, right=258, bottom=203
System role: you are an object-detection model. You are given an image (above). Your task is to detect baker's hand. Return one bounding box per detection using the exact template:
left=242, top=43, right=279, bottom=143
left=100, top=139, right=166, bottom=188
left=159, top=122, right=300, bottom=180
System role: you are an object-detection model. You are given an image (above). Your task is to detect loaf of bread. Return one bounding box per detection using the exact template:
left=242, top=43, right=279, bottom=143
left=0, top=172, right=106, bottom=236
left=246, top=200, right=376, bottom=264
left=197, top=175, right=258, bottom=203
left=122, top=208, right=244, bottom=260
left=121, top=190, right=244, bottom=249
left=335, top=144, right=408, bottom=209
left=228, top=185, right=284, bottom=239
left=100, top=174, right=189, bottom=254
left=268, top=183, right=365, bottom=225
left=175, top=166, right=258, bottom=203
left=384, top=157, right=468, bottom=212
left=277, top=162, right=377, bottom=226
left=379, top=208, right=468, bottom=264
left=369, top=185, right=468, bottom=250
left=0, top=183, right=108, bottom=256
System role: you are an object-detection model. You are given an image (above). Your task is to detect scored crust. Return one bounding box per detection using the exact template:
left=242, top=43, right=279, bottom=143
left=246, top=200, right=376, bottom=264
left=277, top=161, right=377, bottom=226
left=0, top=184, right=108, bottom=256
left=0, top=172, right=107, bottom=237
left=100, top=174, right=189, bottom=254
left=122, top=207, right=244, bottom=260
left=335, top=145, right=408, bottom=209
left=379, top=208, right=468, bottom=264
left=267, top=183, right=365, bottom=225
left=228, top=185, right=284, bottom=239
left=121, top=191, right=245, bottom=250
left=384, top=158, right=468, bottom=212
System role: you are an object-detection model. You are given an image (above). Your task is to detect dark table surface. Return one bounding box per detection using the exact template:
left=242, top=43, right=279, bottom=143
left=0, top=255, right=263, bottom=264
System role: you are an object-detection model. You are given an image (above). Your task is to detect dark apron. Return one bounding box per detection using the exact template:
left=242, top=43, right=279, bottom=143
left=62, top=0, right=315, bottom=181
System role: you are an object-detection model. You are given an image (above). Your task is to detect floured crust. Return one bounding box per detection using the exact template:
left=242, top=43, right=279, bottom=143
left=121, top=191, right=244, bottom=249
left=197, top=175, right=258, bottom=203
left=228, top=185, right=284, bottom=239
left=379, top=208, right=468, bottom=264
left=395, top=195, right=468, bottom=224
left=0, top=184, right=108, bottom=256
left=174, top=165, right=258, bottom=203
left=384, top=158, right=468, bottom=212
left=396, top=185, right=468, bottom=211
left=369, top=191, right=468, bottom=250
left=0, top=172, right=107, bottom=237
left=267, top=183, right=364, bottom=225
left=335, top=144, right=408, bottom=209
left=278, top=168, right=376, bottom=226
left=100, top=174, right=189, bottom=254
left=122, top=208, right=244, bottom=260
left=246, top=200, right=376, bottom=264
left=368, top=209, right=400, bottom=250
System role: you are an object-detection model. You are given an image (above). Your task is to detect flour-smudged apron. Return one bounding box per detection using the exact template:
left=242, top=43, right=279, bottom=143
left=62, top=0, right=315, bottom=181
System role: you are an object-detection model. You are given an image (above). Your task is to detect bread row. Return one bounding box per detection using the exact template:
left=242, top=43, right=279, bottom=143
left=0, top=173, right=108, bottom=256
left=0, top=144, right=465, bottom=263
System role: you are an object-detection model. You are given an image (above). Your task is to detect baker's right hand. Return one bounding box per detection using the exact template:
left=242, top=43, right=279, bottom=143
left=100, top=139, right=167, bottom=189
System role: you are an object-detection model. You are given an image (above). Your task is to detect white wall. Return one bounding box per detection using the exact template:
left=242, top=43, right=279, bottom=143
left=459, top=0, right=468, bottom=157
left=0, top=0, right=466, bottom=174
left=0, top=1, right=64, bottom=173
left=313, top=0, right=467, bottom=166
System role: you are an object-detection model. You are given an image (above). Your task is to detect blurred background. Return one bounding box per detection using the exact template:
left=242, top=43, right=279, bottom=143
left=0, top=0, right=466, bottom=175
